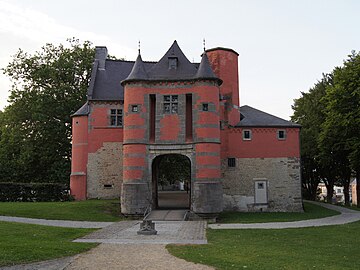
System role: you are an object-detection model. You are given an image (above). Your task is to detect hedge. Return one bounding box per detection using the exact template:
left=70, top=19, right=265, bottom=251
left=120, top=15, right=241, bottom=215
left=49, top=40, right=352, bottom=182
left=0, top=182, right=72, bottom=202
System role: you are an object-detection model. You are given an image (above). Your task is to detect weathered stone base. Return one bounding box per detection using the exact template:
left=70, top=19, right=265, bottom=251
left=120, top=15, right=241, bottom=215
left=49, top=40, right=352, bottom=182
left=121, top=182, right=151, bottom=215
left=87, top=142, right=123, bottom=199
left=192, top=181, right=223, bottom=214
left=222, top=157, right=303, bottom=212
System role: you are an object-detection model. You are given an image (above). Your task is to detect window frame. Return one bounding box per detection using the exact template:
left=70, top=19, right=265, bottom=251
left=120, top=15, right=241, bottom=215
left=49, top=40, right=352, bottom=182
left=242, top=129, right=252, bottom=141
left=110, top=108, right=123, bottom=127
left=228, top=157, right=236, bottom=168
left=163, top=95, right=178, bottom=114
left=131, top=105, right=139, bottom=113
left=202, top=103, right=209, bottom=111
left=277, top=129, right=286, bottom=140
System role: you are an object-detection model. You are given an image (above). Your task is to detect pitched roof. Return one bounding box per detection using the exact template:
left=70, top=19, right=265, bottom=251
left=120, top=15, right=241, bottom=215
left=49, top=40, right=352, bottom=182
left=88, top=41, right=220, bottom=101
left=72, top=102, right=89, bottom=117
left=146, top=40, right=198, bottom=80
left=236, top=105, right=301, bottom=127
left=88, top=59, right=155, bottom=101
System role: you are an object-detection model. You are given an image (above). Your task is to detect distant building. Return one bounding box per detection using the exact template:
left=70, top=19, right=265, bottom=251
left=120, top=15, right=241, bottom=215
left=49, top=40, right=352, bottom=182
left=351, top=179, right=357, bottom=205
left=318, top=182, right=346, bottom=203
left=70, top=41, right=302, bottom=216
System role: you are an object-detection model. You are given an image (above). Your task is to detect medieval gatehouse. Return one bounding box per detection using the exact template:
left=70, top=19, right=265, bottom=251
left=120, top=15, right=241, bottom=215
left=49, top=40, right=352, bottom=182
left=70, top=41, right=302, bottom=216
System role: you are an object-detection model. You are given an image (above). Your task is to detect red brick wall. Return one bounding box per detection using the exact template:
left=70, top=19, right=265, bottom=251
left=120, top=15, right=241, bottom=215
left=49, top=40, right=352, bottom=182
left=88, top=104, right=123, bottom=153
left=228, top=128, right=300, bottom=158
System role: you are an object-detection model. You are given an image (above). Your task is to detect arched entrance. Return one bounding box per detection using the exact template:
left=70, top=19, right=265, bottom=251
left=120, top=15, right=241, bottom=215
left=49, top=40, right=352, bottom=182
left=152, top=154, right=191, bottom=209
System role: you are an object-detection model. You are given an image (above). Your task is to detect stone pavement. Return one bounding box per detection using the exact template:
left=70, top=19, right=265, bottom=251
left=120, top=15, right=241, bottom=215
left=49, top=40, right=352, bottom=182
left=0, top=215, right=112, bottom=228
left=74, top=220, right=207, bottom=245
left=146, top=209, right=187, bottom=221
left=209, top=201, right=360, bottom=229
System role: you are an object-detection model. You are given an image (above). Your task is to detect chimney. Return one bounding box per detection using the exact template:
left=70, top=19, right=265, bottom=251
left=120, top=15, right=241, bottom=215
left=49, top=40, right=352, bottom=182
left=95, top=46, right=108, bottom=70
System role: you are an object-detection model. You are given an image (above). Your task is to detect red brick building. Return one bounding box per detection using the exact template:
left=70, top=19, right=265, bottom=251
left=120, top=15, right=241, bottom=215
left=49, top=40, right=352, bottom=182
left=70, top=41, right=302, bottom=216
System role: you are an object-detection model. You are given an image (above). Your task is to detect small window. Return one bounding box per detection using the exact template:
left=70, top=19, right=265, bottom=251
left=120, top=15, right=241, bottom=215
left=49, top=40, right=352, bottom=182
left=164, top=95, right=178, bottom=114
left=257, top=183, right=264, bottom=189
left=277, top=130, right=286, bottom=140
left=228, top=158, right=236, bottom=167
left=103, top=184, right=113, bottom=189
left=169, top=57, right=178, bottom=69
left=243, top=129, right=252, bottom=140
left=110, top=109, right=123, bottom=127
left=131, top=105, right=138, bottom=112
left=202, top=103, right=209, bottom=111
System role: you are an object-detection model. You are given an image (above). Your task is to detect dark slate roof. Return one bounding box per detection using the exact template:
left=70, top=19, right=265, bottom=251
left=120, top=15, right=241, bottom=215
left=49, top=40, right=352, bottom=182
left=88, top=41, right=220, bottom=101
left=195, top=53, right=222, bottom=85
left=125, top=53, right=149, bottom=82
left=72, top=102, right=89, bottom=117
left=88, top=59, right=155, bottom=100
left=236, top=105, right=301, bottom=127
left=146, top=40, right=198, bottom=80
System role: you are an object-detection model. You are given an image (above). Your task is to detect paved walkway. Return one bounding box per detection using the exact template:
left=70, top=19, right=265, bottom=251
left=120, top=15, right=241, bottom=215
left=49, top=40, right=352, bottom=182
left=0, top=215, right=112, bottom=228
left=209, top=201, right=360, bottom=229
left=146, top=209, right=188, bottom=221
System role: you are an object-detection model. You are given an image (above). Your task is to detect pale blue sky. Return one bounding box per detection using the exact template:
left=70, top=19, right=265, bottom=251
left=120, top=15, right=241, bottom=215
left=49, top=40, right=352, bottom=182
left=0, top=0, right=359, bottom=119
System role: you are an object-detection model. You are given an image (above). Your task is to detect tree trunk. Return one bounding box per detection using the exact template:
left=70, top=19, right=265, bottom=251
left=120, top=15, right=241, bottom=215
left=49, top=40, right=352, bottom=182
left=326, top=184, right=334, bottom=204
left=356, top=170, right=360, bottom=208
left=344, top=180, right=350, bottom=206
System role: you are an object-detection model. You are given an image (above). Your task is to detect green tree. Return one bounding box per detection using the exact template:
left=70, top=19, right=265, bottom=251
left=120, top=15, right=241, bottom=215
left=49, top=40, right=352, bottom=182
left=323, top=51, right=360, bottom=206
left=0, top=38, right=95, bottom=183
left=292, top=75, right=330, bottom=200
left=157, top=154, right=191, bottom=188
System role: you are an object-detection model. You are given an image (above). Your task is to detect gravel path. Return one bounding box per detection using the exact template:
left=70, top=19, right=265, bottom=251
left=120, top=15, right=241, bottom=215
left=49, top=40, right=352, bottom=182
left=74, top=220, right=207, bottom=244
left=65, top=244, right=213, bottom=270
left=209, top=201, right=360, bottom=229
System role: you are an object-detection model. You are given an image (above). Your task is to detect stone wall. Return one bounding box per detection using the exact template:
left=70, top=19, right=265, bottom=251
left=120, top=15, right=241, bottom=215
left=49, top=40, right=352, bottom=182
left=222, top=157, right=302, bottom=212
left=87, top=142, right=123, bottom=199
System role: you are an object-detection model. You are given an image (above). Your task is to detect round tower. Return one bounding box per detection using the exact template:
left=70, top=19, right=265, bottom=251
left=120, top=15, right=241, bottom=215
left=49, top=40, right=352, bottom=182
left=70, top=104, right=89, bottom=200
left=121, top=54, right=150, bottom=215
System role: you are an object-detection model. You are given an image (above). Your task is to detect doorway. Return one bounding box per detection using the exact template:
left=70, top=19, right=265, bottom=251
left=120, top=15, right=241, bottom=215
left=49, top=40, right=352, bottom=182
left=152, top=154, right=191, bottom=209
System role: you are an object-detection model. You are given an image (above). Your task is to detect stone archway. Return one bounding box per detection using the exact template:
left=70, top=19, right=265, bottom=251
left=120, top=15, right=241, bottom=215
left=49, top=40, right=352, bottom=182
left=151, top=154, right=191, bottom=209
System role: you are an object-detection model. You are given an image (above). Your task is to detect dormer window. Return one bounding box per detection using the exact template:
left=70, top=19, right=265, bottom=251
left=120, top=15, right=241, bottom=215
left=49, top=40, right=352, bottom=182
left=169, top=57, right=178, bottom=70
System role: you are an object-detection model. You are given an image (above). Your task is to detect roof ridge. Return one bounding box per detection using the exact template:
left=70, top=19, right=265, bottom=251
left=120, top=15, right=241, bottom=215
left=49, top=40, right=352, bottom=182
left=237, top=105, right=300, bottom=127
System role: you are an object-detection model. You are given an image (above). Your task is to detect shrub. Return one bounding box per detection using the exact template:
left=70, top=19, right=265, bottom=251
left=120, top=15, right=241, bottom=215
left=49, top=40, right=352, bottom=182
left=0, top=182, right=72, bottom=202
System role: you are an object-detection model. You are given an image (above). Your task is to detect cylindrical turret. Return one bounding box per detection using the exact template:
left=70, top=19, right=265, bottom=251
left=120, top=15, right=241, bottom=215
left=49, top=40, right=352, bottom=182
left=70, top=115, right=88, bottom=200
left=207, top=48, right=240, bottom=126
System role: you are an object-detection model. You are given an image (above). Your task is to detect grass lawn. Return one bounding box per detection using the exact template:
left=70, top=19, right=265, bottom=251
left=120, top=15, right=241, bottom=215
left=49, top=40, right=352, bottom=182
left=0, top=221, right=97, bottom=267
left=168, top=221, right=360, bottom=270
left=217, top=201, right=339, bottom=223
left=0, top=199, right=124, bottom=222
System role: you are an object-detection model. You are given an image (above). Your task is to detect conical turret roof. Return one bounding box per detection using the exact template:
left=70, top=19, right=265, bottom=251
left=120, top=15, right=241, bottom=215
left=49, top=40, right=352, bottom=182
left=194, top=52, right=222, bottom=85
left=122, top=53, right=148, bottom=84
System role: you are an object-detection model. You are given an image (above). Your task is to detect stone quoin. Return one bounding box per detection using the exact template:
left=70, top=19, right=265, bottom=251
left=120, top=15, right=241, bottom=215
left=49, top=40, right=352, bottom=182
left=70, top=41, right=302, bottom=216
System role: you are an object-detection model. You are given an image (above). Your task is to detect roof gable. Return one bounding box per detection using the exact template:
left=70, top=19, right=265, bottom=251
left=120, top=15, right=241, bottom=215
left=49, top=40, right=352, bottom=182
left=236, top=105, right=300, bottom=127
left=147, top=40, right=198, bottom=80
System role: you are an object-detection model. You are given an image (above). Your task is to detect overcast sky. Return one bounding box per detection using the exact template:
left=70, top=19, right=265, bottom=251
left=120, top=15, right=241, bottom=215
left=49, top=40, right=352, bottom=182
left=0, top=0, right=359, bottom=119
